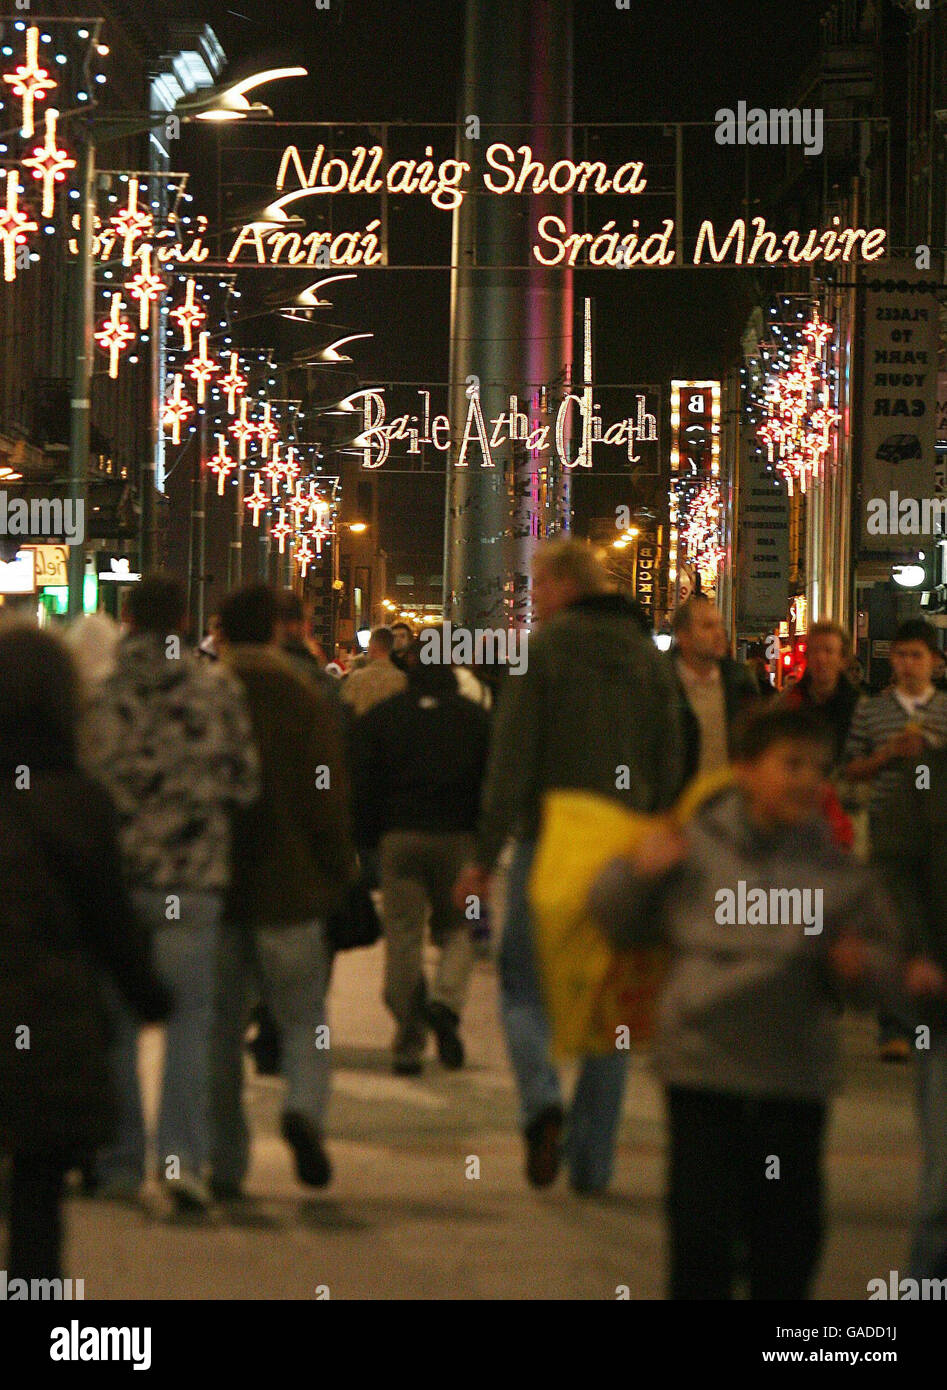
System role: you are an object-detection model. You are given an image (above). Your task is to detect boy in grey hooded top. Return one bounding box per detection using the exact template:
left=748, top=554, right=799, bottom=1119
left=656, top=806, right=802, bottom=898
left=589, top=705, right=916, bottom=1300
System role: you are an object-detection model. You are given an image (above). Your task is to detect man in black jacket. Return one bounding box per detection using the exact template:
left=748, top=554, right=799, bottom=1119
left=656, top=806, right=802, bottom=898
left=352, top=641, right=491, bottom=1075
left=671, top=595, right=760, bottom=786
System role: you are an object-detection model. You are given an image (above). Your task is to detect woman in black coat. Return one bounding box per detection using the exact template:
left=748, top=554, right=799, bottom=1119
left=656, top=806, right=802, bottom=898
left=0, top=625, right=169, bottom=1280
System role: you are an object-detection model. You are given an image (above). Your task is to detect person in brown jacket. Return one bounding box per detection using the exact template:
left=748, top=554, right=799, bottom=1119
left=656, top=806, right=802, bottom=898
left=210, top=585, right=354, bottom=1200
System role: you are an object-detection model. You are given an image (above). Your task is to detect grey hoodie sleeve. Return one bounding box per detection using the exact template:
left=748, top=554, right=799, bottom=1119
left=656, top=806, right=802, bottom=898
left=587, top=856, right=677, bottom=950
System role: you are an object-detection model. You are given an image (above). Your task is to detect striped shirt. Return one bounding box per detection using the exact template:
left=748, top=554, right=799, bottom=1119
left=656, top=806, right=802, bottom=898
left=843, top=686, right=947, bottom=815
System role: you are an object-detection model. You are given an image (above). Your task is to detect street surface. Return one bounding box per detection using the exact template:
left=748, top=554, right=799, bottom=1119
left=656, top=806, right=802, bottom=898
left=64, top=941, right=917, bottom=1301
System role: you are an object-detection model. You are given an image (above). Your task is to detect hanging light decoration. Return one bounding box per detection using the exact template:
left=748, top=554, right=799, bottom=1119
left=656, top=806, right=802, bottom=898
left=261, top=442, right=284, bottom=497
left=125, top=243, right=166, bottom=330
left=110, top=176, right=153, bottom=267
left=680, top=480, right=725, bottom=590
left=206, top=434, right=236, bottom=495
left=754, top=307, right=839, bottom=496
left=243, top=473, right=269, bottom=526
left=162, top=372, right=193, bottom=444
left=170, top=277, right=206, bottom=350
left=3, top=26, right=57, bottom=139
left=0, top=169, right=38, bottom=282
left=228, top=396, right=256, bottom=461
left=270, top=507, right=293, bottom=554
left=220, top=351, right=247, bottom=414
left=94, top=292, right=135, bottom=378
left=184, top=330, right=220, bottom=404
left=21, top=108, right=75, bottom=218
left=255, top=400, right=280, bottom=459
left=294, top=535, right=315, bottom=577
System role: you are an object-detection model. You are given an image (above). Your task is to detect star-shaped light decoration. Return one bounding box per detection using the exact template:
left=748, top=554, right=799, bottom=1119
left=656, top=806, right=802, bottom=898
left=170, top=278, right=206, bottom=351
left=162, top=373, right=194, bottom=444
left=21, top=108, right=75, bottom=218
left=206, top=435, right=236, bottom=495
left=220, top=352, right=247, bottom=414
left=94, top=293, right=136, bottom=379
left=0, top=170, right=38, bottom=282
left=3, top=26, right=57, bottom=139
left=184, top=331, right=220, bottom=404
left=110, top=177, right=153, bottom=267
left=125, top=244, right=166, bottom=330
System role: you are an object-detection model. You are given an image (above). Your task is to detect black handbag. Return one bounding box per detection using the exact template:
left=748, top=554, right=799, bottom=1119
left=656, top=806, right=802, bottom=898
left=326, top=880, right=383, bottom=952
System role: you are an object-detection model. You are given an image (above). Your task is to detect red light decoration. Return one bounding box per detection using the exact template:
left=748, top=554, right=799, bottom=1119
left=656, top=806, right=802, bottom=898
left=287, top=485, right=310, bottom=528
left=206, top=435, right=237, bottom=495
left=162, top=372, right=193, bottom=444
left=306, top=499, right=333, bottom=554
left=3, top=27, right=57, bottom=139
left=21, top=108, right=75, bottom=218
left=680, top=480, right=724, bottom=590
left=255, top=400, right=279, bottom=459
left=110, top=177, right=153, bottom=268
left=220, top=351, right=247, bottom=414
left=95, top=293, right=136, bottom=379
left=125, top=244, right=166, bottom=330
left=184, top=331, right=220, bottom=405
left=281, top=444, right=301, bottom=488
left=755, top=311, right=839, bottom=497
left=262, top=443, right=283, bottom=497
left=229, top=397, right=256, bottom=461
left=294, top=535, right=315, bottom=577
left=170, top=278, right=206, bottom=351
left=0, top=169, right=38, bottom=282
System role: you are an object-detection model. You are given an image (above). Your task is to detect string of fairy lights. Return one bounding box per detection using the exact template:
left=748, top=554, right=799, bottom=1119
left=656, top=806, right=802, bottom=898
left=0, top=19, right=342, bottom=581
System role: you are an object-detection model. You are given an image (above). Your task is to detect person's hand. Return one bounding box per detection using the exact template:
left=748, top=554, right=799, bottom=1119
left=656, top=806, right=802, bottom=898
left=905, top=956, right=947, bottom=997
left=828, top=935, right=869, bottom=984
left=882, top=729, right=926, bottom=762
left=453, top=862, right=490, bottom=912
left=631, top=826, right=688, bottom=879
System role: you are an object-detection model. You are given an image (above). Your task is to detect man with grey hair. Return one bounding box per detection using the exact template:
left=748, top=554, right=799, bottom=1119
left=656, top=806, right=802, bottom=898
left=455, top=538, right=683, bottom=1194
left=341, top=625, right=407, bottom=720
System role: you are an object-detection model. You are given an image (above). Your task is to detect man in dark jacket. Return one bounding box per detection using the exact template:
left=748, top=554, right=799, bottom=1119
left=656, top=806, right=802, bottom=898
left=212, top=584, right=354, bottom=1200
left=779, top=621, right=860, bottom=767
left=671, top=595, right=760, bottom=785
left=352, top=639, right=491, bottom=1075
left=455, top=539, right=685, bottom=1194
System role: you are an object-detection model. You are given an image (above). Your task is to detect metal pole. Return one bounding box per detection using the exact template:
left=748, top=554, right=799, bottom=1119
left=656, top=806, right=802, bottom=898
left=194, top=410, right=207, bottom=639
left=67, top=134, right=95, bottom=619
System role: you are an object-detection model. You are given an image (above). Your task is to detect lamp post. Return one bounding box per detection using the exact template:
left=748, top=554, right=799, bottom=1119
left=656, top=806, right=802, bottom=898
left=64, top=66, right=306, bottom=616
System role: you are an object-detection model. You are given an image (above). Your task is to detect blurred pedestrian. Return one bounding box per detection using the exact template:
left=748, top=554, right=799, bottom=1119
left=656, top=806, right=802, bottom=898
left=80, top=575, right=259, bottom=1215
left=589, top=706, right=906, bottom=1299
left=62, top=611, right=120, bottom=695
left=390, top=621, right=414, bottom=657
left=844, top=619, right=947, bottom=1066
left=341, top=625, right=408, bottom=719
left=352, top=635, right=491, bottom=1074
left=455, top=538, right=684, bottom=1194
left=0, top=626, right=169, bottom=1278
left=211, top=585, right=354, bottom=1199
left=780, top=622, right=859, bottom=767
left=670, top=596, right=760, bottom=785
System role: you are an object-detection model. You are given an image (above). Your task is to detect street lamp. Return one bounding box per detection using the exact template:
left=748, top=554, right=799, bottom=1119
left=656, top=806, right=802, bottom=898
left=66, top=65, right=307, bottom=617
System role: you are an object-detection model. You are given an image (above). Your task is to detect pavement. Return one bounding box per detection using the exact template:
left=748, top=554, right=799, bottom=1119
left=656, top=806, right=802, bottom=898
left=58, top=939, right=919, bottom=1301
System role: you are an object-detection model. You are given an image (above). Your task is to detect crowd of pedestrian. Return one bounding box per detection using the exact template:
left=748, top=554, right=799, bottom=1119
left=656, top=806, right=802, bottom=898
left=2, top=541, right=947, bottom=1300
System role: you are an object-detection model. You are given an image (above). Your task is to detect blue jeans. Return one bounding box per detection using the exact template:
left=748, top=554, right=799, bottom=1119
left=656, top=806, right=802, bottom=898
left=909, top=1029, right=947, bottom=1279
left=98, top=891, right=221, bottom=1185
left=211, top=921, right=331, bottom=1190
left=499, top=840, right=628, bottom=1191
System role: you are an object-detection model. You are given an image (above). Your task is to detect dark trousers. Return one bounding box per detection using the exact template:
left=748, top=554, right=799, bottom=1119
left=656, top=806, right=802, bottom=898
left=7, top=1150, right=69, bottom=1280
left=666, top=1086, right=827, bottom=1300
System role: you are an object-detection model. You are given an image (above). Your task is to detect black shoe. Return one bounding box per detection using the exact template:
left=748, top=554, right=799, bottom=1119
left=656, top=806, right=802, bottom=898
left=280, top=1111, right=332, bottom=1188
left=524, top=1105, right=563, bottom=1188
left=424, top=1001, right=465, bottom=1070
left=393, top=1057, right=423, bottom=1077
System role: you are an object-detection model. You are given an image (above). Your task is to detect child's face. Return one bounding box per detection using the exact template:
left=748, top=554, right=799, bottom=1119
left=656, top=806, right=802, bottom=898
left=735, top=738, right=831, bottom=828
left=890, top=640, right=936, bottom=695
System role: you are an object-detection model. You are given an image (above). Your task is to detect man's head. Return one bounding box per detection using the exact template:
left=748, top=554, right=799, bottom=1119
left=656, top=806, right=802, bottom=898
left=126, top=574, right=185, bottom=638
left=218, top=584, right=277, bottom=647
left=731, top=706, right=835, bottom=828
left=367, top=626, right=395, bottom=662
left=890, top=619, right=940, bottom=696
left=273, top=588, right=305, bottom=644
left=390, top=622, right=413, bottom=654
left=531, top=538, right=611, bottom=623
left=672, top=595, right=727, bottom=668
left=804, top=620, right=850, bottom=696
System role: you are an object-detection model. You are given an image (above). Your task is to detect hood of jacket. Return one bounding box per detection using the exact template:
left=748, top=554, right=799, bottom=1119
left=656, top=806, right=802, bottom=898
left=114, top=632, right=190, bottom=695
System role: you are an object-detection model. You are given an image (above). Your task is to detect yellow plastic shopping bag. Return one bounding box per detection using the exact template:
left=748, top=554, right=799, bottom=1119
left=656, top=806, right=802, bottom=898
left=528, top=769, right=734, bottom=1058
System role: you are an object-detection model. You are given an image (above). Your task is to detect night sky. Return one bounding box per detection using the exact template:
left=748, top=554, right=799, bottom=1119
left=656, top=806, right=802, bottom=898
left=167, top=0, right=846, bottom=560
